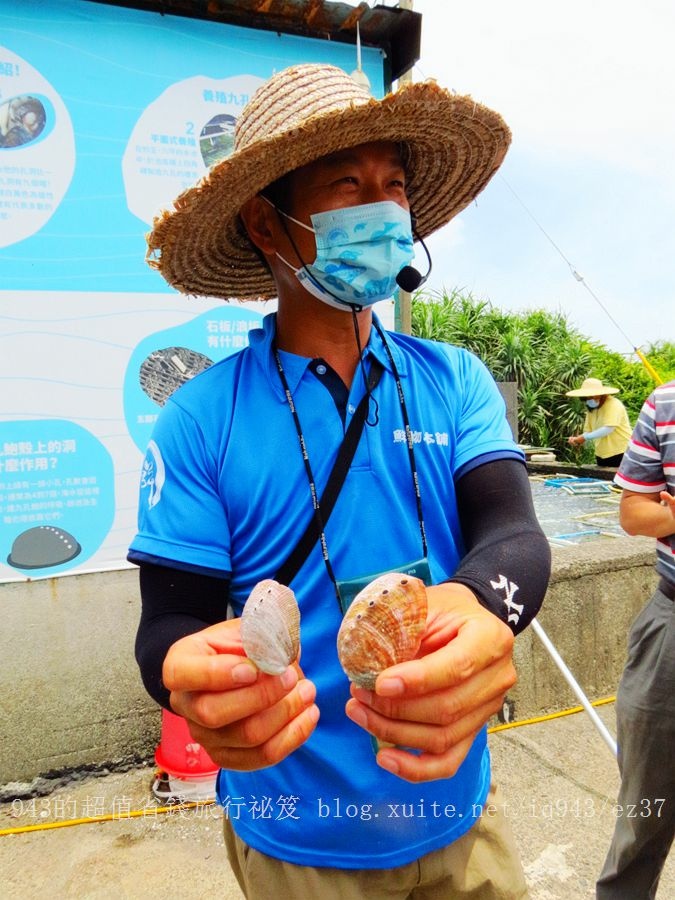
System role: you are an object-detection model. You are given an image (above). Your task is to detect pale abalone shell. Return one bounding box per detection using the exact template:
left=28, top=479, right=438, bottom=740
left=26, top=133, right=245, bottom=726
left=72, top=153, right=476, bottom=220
left=241, top=579, right=300, bottom=675
left=336, top=573, right=428, bottom=689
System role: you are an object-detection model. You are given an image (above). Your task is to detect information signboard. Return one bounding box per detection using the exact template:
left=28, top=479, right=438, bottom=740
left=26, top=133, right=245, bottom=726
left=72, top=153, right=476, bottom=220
left=0, top=0, right=385, bottom=580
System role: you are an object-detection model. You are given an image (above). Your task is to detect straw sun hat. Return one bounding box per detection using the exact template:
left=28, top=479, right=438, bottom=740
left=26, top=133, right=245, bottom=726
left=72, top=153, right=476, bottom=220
left=146, top=63, right=511, bottom=300
left=566, top=377, right=620, bottom=397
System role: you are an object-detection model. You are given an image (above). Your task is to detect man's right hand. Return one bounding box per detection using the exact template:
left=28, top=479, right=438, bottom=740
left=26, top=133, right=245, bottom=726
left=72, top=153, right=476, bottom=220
left=162, top=620, right=319, bottom=770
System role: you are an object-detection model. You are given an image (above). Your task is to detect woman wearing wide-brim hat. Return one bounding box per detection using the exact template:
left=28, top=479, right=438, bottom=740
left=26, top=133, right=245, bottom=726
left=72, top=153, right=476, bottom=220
left=566, top=377, right=632, bottom=467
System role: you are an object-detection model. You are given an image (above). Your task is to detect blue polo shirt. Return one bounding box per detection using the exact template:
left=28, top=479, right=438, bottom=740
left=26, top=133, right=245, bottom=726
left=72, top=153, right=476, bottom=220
left=129, top=312, right=523, bottom=868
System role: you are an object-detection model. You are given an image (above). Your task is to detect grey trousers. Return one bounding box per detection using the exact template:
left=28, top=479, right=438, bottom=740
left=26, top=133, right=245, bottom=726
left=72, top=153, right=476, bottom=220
left=597, top=586, right=675, bottom=899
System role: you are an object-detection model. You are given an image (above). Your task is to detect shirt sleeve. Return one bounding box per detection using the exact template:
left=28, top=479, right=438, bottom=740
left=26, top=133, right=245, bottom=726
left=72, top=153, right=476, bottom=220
left=450, top=348, right=524, bottom=479
left=583, top=424, right=614, bottom=441
left=614, top=394, right=666, bottom=493
left=450, top=459, right=550, bottom=634
left=128, top=396, right=232, bottom=575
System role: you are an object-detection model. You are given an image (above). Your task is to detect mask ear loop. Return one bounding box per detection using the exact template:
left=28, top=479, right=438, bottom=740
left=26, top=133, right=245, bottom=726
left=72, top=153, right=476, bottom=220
left=264, top=195, right=359, bottom=312
left=350, top=306, right=380, bottom=427
left=268, top=197, right=380, bottom=427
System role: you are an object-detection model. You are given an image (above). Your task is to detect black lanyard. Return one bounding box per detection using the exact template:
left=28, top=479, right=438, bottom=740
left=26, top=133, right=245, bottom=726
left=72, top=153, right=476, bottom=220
left=272, top=329, right=427, bottom=605
left=373, top=318, right=428, bottom=560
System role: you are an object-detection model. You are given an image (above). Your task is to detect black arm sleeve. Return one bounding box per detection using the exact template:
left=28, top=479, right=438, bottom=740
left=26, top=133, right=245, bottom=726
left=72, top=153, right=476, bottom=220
left=449, top=458, right=551, bottom=635
left=135, top=562, right=231, bottom=709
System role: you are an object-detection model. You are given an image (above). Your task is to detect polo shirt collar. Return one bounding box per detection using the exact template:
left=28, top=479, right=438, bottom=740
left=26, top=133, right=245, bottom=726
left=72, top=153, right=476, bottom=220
left=249, top=311, right=407, bottom=401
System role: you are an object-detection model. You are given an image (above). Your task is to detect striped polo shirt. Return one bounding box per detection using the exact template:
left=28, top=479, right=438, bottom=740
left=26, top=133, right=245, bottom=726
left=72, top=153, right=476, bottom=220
left=614, top=380, right=675, bottom=586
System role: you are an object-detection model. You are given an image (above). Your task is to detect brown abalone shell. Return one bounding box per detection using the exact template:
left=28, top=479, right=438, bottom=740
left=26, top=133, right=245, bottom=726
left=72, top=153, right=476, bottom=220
left=336, top=572, right=428, bottom=689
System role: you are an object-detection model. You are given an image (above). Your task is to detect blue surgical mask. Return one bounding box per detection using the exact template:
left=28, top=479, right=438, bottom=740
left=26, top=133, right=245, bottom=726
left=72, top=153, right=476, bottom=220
left=586, top=399, right=600, bottom=409
left=272, top=200, right=415, bottom=310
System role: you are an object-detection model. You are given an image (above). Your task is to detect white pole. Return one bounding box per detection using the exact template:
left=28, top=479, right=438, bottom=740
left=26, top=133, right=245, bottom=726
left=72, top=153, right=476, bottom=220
left=396, top=0, right=414, bottom=335
left=356, top=21, right=362, bottom=72
left=530, top=618, right=618, bottom=758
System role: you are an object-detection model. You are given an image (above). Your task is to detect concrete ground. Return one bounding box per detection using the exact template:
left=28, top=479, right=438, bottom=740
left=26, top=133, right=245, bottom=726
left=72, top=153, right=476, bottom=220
left=1, top=703, right=673, bottom=899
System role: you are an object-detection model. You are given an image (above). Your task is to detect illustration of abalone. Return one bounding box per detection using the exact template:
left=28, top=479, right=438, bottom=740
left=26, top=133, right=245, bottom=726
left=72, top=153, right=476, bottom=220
left=7, top=525, right=81, bottom=570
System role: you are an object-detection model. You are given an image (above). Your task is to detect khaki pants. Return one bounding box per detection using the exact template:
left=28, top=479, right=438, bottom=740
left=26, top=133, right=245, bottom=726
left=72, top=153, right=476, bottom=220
left=223, top=782, right=528, bottom=899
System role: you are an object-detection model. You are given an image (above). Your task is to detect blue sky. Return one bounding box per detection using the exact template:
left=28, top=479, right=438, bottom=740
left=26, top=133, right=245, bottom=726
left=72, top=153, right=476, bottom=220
left=397, top=0, right=674, bottom=355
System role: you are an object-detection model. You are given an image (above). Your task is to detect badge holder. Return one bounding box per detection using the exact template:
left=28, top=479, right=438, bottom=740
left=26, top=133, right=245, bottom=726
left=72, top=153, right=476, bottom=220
left=337, top=557, right=432, bottom=615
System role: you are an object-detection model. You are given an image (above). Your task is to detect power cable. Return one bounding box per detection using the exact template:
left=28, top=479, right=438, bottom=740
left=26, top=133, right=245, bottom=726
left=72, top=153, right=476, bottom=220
left=499, top=177, right=632, bottom=348
left=499, top=175, right=665, bottom=384
left=0, top=695, right=617, bottom=837
left=409, top=56, right=665, bottom=383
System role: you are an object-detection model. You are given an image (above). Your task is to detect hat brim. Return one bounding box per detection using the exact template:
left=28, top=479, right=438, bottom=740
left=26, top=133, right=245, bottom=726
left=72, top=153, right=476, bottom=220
left=565, top=386, right=620, bottom=397
left=146, top=81, right=511, bottom=300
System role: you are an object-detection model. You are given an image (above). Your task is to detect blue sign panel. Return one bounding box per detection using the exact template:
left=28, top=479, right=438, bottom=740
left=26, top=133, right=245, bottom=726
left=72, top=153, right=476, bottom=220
left=0, top=0, right=385, bottom=580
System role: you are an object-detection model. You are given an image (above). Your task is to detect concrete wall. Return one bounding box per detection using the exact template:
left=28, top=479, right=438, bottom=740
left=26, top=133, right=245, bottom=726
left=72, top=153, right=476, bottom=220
left=0, top=568, right=158, bottom=790
left=508, top=536, right=657, bottom=720
left=0, top=535, right=658, bottom=789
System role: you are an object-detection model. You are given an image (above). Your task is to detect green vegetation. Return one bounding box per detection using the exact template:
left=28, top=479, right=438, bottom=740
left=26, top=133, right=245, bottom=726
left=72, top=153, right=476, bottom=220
left=410, top=288, right=673, bottom=463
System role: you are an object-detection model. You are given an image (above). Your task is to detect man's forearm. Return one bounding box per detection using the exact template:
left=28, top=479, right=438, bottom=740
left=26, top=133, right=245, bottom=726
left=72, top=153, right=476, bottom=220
left=620, top=492, right=675, bottom=540
left=135, top=563, right=231, bottom=709
left=452, top=459, right=551, bottom=634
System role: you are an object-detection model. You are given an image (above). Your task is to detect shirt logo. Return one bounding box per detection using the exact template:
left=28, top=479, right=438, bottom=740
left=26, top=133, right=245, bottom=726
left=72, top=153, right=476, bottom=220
left=140, top=439, right=165, bottom=509
left=490, top=574, right=524, bottom=626
left=393, top=429, right=449, bottom=447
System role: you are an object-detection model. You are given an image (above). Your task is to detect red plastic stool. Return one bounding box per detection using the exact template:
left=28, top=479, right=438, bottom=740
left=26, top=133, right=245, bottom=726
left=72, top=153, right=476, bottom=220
left=152, top=709, right=218, bottom=802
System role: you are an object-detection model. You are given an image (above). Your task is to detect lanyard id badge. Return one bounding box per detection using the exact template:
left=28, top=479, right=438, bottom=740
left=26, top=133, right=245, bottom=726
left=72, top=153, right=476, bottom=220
left=337, top=557, right=432, bottom=615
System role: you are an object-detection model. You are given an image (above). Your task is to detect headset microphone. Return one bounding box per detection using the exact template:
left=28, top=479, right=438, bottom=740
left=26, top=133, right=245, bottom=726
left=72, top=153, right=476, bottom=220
left=396, top=264, right=425, bottom=292
left=396, top=224, right=433, bottom=292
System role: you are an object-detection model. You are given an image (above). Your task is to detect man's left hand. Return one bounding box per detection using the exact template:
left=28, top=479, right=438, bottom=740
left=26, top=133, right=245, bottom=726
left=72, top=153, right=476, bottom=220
left=344, top=582, right=516, bottom=782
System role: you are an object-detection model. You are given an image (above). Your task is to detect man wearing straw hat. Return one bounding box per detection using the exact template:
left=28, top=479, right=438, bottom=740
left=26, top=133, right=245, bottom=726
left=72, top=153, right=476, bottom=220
left=566, top=377, right=632, bottom=467
left=130, top=63, right=551, bottom=898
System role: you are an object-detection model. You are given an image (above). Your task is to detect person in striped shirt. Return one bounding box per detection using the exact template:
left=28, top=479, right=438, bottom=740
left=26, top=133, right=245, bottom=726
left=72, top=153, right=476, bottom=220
left=597, top=380, right=675, bottom=898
